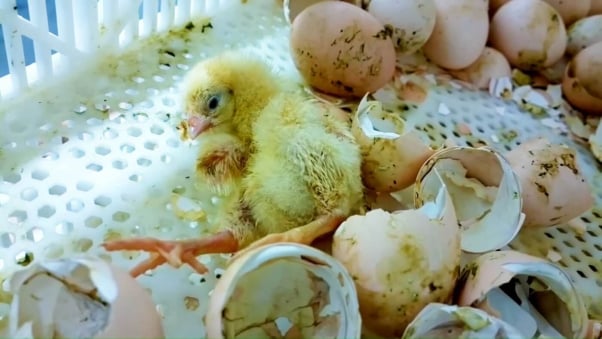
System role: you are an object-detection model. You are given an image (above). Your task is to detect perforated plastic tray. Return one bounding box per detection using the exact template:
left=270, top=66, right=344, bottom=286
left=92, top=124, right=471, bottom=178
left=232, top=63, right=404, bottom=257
left=0, top=1, right=600, bottom=337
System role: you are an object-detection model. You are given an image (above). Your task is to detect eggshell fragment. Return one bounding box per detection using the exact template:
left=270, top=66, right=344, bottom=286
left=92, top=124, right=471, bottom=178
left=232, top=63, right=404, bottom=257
left=3, top=256, right=164, bottom=339
left=332, top=185, right=461, bottom=337
left=422, top=0, right=489, bottom=70
left=566, top=15, right=602, bottom=56
left=450, top=47, right=512, bottom=89
left=205, top=243, right=361, bottom=339
left=456, top=250, right=589, bottom=339
left=542, top=0, right=591, bottom=25
left=401, top=303, right=523, bottom=339
left=366, top=0, right=437, bottom=54
left=505, top=137, right=594, bottom=228
left=414, top=146, right=524, bottom=253
left=351, top=94, right=435, bottom=193
left=290, top=1, right=396, bottom=98
left=572, top=41, right=602, bottom=99
left=490, top=0, right=567, bottom=71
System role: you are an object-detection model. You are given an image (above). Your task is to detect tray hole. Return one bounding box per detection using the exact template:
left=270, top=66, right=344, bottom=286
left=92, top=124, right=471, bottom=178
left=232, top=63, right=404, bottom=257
left=162, top=97, right=175, bottom=107
left=576, top=270, right=587, bottom=278
left=147, top=88, right=159, bottom=96
left=595, top=244, right=602, bottom=251
left=119, top=102, right=133, bottom=110
left=582, top=249, right=593, bottom=257
left=129, top=174, right=142, bottom=182
left=55, top=221, right=74, bottom=235
left=69, top=147, right=85, bottom=158
left=73, top=104, right=88, bottom=114
left=87, top=118, right=103, bottom=126
left=95, top=146, right=111, bottom=156
left=21, top=187, right=38, bottom=201
left=25, top=227, right=44, bottom=242
left=112, top=211, right=130, bottom=222
left=76, top=181, right=94, bottom=192
left=31, top=169, right=49, bottom=180
left=161, top=154, right=172, bottom=164
left=144, top=141, right=158, bottom=150
left=79, top=132, right=94, bottom=141
left=153, top=75, right=165, bottom=83
left=94, top=195, right=112, bottom=207
left=49, top=184, right=66, bottom=196
left=133, top=76, right=145, bottom=83
left=73, top=238, right=93, bottom=252
left=0, top=232, right=16, bottom=248
left=134, top=112, right=149, bottom=122
left=67, top=199, right=85, bottom=212
left=140, top=100, right=154, bottom=108
left=38, top=205, right=56, bottom=218
left=121, top=143, right=135, bottom=153
left=561, top=240, right=574, bottom=248
left=39, top=123, right=53, bottom=131
left=589, top=265, right=598, bottom=273
left=8, top=210, right=27, bottom=224
left=166, top=138, right=179, bottom=148
left=151, top=125, right=164, bottom=135
left=137, top=158, right=152, bottom=167
left=569, top=255, right=581, bottom=263
left=42, top=151, right=59, bottom=160
left=4, top=173, right=21, bottom=184
left=86, top=163, right=103, bottom=172
left=85, top=216, right=103, bottom=228
left=127, top=127, right=142, bottom=137
left=113, top=160, right=128, bottom=169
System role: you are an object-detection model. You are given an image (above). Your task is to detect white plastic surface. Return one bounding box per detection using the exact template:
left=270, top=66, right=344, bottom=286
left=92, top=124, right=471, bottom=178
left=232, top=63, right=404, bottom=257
left=0, top=0, right=601, bottom=337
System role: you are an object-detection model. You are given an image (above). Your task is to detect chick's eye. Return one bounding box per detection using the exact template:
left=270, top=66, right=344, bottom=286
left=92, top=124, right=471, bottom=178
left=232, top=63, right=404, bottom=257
left=207, top=95, right=220, bottom=110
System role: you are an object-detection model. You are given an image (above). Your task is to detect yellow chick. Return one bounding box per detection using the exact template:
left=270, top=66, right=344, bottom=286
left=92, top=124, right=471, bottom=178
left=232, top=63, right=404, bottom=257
left=102, top=52, right=365, bottom=277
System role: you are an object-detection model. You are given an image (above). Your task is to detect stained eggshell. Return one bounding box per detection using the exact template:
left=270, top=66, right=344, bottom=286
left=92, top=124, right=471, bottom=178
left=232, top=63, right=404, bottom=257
left=505, top=138, right=594, bottom=228
left=422, top=0, right=489, bottom=70
left=572, top=41, right=602, bottom=99
left=290, top=1, right=396, bottom=98
left=450, top=47, right=512, bottom=89
left=562, top=59, right=602, bottom=115
left=332, top=186, right=461, bottom=337
left=205, top=243, right=361, bottom=339
left=366, top=0, right=437, bottom=54
left=542, top=0, right=591, bottom=25
left=490, top=0, right=567, bottom=71
left=566, top=15, right=602, bottom=56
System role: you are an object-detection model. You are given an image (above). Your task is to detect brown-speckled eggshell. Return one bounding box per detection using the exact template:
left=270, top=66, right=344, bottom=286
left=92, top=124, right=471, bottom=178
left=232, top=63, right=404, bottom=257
left=572, top=41, right=602, bottom=99
left=290, top=1, right=396, bottom=98
left=562, top=58, right=602, bottom=115
left=490, top=0, right=567, bottom=71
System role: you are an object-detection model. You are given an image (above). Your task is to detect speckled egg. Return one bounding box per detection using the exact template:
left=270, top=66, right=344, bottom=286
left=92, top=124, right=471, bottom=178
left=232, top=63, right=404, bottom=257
left=290, top=1, right=396, bottom=98
left=566, top=15, right=602, bottom=56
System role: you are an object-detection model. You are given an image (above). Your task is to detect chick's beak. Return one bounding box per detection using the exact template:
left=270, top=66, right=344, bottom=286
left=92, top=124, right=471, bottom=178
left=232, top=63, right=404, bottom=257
left=187, top=115, right=212, bottom=139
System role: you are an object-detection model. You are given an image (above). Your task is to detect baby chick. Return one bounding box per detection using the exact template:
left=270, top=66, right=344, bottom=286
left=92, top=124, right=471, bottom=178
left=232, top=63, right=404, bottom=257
left=103, top=52, right=365, bottom=277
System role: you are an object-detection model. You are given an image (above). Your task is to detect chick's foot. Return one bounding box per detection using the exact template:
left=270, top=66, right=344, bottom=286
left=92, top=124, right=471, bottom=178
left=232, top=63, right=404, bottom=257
left=230, top=214, right=345, bottom=263
left=102, top=230, right=239, bottom=277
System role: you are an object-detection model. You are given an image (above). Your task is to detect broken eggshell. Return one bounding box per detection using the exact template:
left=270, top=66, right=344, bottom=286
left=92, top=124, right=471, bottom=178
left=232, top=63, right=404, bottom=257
left=332, top=182, right=461, bottom=337
left=3, top=256, right=164, bottom=339
left=351, top=94, right=435, bottom=193
left=414, top=146, right=524, bottom=253
left=204, top=243, right=361, bottom=339
left=401, top=302, right=523, bottom=339
left=456, top=250, right=589, bottom=339
left=505, top=137, right=594, bottom=228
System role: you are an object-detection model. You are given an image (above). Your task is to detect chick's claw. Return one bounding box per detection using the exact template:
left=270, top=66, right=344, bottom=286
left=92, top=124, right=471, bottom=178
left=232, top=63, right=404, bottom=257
left=102, top=231, right=239, bottom=277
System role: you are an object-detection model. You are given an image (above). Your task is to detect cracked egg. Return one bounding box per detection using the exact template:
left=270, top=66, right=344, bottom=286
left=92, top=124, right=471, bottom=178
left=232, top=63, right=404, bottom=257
left=351, top=94, right=435, bottom=193
left=505, top=137, right=594, bottom=228
left=414, top=146, right=524, bottom=253
left=204, top=243, right=361, bottom=339
left=401, top=303, right=523, bottom=339
left=455, top=250, right=589, bottom=339
left=2, top=256, right=164, bottom=339
left=332, top=183, right=461, bottom=337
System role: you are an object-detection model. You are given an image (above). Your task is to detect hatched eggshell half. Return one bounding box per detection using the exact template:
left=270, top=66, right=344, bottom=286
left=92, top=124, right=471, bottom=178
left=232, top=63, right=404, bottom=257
left=456, top=250, right=589, bottom=339
left=422, top=0, right=489, bottom=70
left=566, top=14, right=602, bottom=56
left=290, top=1, right=396, bottom=98
left=366, top=0, right=437, bottom=54
left=5, top=257, right=164, bottom=339
left=205, top=243, right=361, bottom=339
left=332, top=185, right=461, bottom=338
left=351, top=95, right=435, bottom=193
left=505, top=137, right=594, bottom=228
left=490, top=0, right=567, bottom=71
left=542, top=0, right=591, bottom=25
left=414, top=146, right=524, bottom=253
left=451, top=47, right=512, bottom=89
left=572, top=41, right=602, bottom=99
left=591, top=0, right=602, bottom=14
left=562, top=60, right=602, bottom=115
